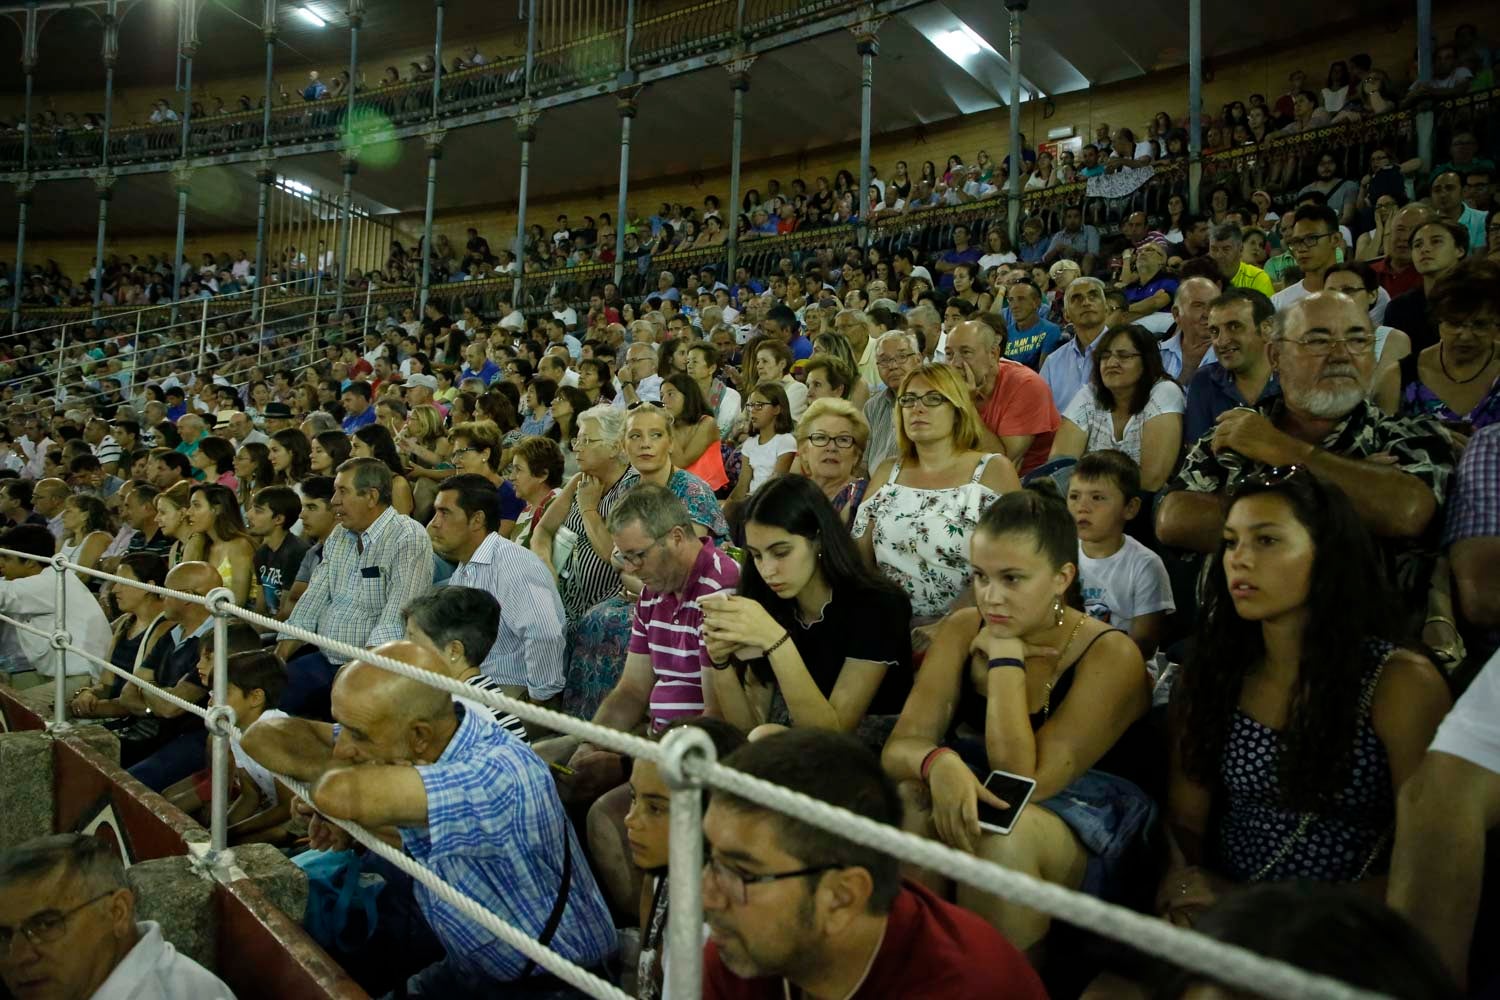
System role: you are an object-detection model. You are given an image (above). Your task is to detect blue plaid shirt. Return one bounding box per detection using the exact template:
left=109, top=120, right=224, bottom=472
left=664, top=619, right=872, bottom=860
left=1445, top=423, right=1500, bottom=545
left=405, top=704, right=616, bottom=981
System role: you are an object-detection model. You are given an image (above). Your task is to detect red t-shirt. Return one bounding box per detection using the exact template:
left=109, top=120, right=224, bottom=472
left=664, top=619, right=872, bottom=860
left=979, top=360, right=1060, bottom=477
left=1370, top=258, right=1422, bottom=300
left=703, top=881, right=1048, bottom=1000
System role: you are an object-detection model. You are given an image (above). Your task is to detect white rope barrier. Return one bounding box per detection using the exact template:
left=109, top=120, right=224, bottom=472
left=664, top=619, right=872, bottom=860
left=0, top=548, right=1400, bottom=1000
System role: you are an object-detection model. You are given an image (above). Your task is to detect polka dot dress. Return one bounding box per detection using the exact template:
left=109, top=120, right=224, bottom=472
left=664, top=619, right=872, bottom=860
left=1211, top=639, right=1396, bottom=883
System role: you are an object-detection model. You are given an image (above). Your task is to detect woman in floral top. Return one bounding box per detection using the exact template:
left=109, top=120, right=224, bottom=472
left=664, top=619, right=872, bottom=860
left=853, top=364, right=1020, bottom=621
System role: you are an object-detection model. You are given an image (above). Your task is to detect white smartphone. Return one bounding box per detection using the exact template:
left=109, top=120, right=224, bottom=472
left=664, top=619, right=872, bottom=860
left=976, top=769, right=1038, bottom=836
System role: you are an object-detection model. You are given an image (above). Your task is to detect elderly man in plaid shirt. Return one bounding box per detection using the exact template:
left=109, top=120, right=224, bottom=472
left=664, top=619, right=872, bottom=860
left=243, top=640, right=616, bottom=998
left=1445, top=423, right=1500, bottom=667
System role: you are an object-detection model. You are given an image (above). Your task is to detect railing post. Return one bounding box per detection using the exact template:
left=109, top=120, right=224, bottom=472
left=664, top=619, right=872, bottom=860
left=362, top=280, right=373, bottom=339
left=659, top=725, right=715, bottom=1000
left=1005, top=3, right=1023, bottom=247
left=205, top=587, right=235, bottom=858
left=9, top=177, right=33, bottom=333
left=851, top=13, right=881, bottom=248
left=1415, top=0, right=1434, bottom=173
left=312, top=270, right=323, bottom=332
left=725, top=57, right=753, bottom=280
left=254, top=156, right=275, bottom=319
left=53, top=321, right=66, bottom=404
left=197, top=295, right=210, bottom=376
left=50, top=554, right=69, bottom=729
left=418, top=129, right=445, bottom=316
left=1187, top=0, right=1203, bottom=213
left=335, top=147, right=360, bottom=314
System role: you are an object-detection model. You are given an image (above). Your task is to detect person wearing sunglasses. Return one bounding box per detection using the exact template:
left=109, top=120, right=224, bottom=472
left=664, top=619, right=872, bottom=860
left=1161, top=470, right=1449, bottom=928
left=702, top=730, right=1046, bottom=1000
left=0, top=834, right=234, bottom=999
left=1159, top=291, right=1454, bottom=614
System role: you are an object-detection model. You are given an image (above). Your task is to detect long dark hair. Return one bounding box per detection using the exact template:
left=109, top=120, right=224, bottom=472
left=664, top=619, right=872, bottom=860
left=737, top=475, right=909, bottom=680
left=1175, top=472, right=1395, bottom=810
left=354, top=423, right=406, bottom=477
left=314, top=430, right=352, bottom=471
left=1091, top=323, right=1173, bottom=415
left=271, top=428, right=311, bottom=483
left=663, top=373, right=710, bottom=427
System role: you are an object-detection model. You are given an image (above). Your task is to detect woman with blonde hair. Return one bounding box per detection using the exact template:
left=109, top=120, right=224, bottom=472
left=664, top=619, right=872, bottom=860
left=186, top=483, right=257, bottom=607
left=811, top=332, right=870, bottom=409
left=154, top=481, right=201, bottom=569
left=853, top=363, right=1020, bottom=621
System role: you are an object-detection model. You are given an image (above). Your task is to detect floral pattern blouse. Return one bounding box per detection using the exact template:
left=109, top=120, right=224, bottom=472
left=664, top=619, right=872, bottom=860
left=852, top=455, right=1002, bottom=620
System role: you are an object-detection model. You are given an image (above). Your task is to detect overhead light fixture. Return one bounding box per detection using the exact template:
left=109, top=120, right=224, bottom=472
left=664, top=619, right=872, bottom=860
left=936, top=28, right=981, bottom=61
left=296, top=6, right=326, bottom=27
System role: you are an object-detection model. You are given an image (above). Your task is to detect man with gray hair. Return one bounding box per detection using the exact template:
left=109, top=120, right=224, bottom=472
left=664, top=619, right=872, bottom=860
left=905, top=304, right=942, bottom=362
left=1158, top=291, right=1454, bottom=607
left=833, top=308, right=883, bottom=390
left=277, top=457, right=435, bottom=718
left=615, top=342, right=662, bottom=409
left=864, top=331, right=924, bottom=470
left=0, top=834, right=235, bottom=998
left=1207, top=223, right=1275, bottom=296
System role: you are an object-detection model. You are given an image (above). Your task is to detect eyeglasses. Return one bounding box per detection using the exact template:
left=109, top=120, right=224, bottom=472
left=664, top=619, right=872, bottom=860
left=1097, top=350, right=1142, bottom=362
left=1283, top=333, right=1375, bottom=355
left=745, top=401, right=774, bottom=412
left=615, top=536, right=663, bottom=568
left=702, top=857, right=844, bottom=907
left=804, top=432, right=857, bottom=450
left=875, top=351, right=918, bottom=369
left=451, top=446, right=479, bottom=457
left=1286, top=233, right=1336, bottom=250
left=0, top=892, right=116, bottom=958
left=897, top=391, right=949, bottom=409
left=572, top=436, right=604, bottom=451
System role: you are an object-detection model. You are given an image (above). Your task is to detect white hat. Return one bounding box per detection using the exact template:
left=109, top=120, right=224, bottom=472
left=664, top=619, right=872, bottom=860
left=909, top=266, right=934, bottom=284
left=405, top=373, right=438, bottom=391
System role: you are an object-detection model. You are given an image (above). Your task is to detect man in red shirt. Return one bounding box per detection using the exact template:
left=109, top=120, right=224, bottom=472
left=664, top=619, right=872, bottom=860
left=703, top=730, right=1047, bottom=1000
left=1370, top=203, right=1434, bottom=300
left=945, top=318, right=1059, bottom=477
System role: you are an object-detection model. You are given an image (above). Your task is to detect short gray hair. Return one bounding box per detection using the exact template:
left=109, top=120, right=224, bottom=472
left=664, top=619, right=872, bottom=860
left=876, top=329, right=921, bottom=355
left=303, top=411, right=339, bottom=435
left=1210, top=223, right=1243, bottom=246
left=0, top=834, right=129, bottom=897
left=337, top=456, right=394, bottom=506
left=579, top=404, right=626, bottom=446
left=906, top=305, right=941, bottom=330
left=607, top=482, right=694, bottom=537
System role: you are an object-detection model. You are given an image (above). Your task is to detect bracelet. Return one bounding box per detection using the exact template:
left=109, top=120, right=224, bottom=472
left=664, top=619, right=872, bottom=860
left=987, top=657, right=1026, bottom=672
left=920, top=747, right=956, bottom=783
left=764, top=631, right=791, bottom=656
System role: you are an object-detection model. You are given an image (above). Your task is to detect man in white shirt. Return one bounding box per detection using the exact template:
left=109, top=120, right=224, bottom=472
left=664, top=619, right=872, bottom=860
left=0, top=524, right=112, bottom=698
left=0, top=834, right=236, bottom=1000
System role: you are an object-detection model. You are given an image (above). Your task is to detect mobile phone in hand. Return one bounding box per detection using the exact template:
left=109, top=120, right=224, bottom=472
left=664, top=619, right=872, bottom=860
left=976, top=769, right=1038, bottom=835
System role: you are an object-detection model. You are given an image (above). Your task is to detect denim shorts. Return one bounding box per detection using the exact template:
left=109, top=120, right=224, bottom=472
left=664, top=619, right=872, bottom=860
left=951, top=739, right=1157, bottom=899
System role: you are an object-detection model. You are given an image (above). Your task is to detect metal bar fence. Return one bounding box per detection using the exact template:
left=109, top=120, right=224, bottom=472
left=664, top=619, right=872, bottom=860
left=0, top=546, right=1397, bottom=1000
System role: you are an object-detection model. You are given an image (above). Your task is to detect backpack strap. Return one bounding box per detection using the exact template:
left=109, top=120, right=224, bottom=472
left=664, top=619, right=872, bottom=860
left=516, top=828, right=573, bottom=980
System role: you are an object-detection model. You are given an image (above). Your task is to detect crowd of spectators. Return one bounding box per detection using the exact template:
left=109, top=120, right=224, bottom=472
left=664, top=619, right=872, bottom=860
left=2, top=23, right=1500, bottom=1000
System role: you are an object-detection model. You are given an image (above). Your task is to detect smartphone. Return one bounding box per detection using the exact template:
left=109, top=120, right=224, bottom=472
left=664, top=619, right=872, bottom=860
left=975, top=769, right=1038, bottom=836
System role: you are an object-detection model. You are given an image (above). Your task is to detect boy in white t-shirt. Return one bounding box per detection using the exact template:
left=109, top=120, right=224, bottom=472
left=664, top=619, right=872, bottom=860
left=1065, top=450, right=1175, bottom=659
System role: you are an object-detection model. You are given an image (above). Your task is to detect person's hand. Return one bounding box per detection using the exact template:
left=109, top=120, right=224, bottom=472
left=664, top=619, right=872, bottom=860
left=294, top=798, right=354, bottom=853
left=700, top=596, right=783, bottom=650
left=70, top=689, right=99, bottom=717
left=703, top=629, right=739, bottom=666
left=927, top=751, right=1009, bottom=855
left=576, top=474, right=604, bottom=513
left=1212, top=408, right=1312, bottom=467
left=951, top=359, right=982, bottom=398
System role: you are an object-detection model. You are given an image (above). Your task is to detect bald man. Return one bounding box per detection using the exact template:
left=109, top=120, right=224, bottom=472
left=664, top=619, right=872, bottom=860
left=122, top=562, right=223, bottom=791
left=242, top=641, right=616, bottom=995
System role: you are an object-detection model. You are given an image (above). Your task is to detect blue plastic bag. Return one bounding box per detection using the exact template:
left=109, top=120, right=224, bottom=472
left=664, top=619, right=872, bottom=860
left=292, top=848, right=385, bottom=953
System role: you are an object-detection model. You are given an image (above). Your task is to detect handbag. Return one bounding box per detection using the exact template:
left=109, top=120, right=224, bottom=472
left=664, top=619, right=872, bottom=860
left=293, top=848, right=386, bottom=953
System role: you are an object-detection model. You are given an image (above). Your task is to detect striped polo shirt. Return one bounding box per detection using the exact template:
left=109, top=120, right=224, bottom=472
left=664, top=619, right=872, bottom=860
left=628, top=538, right=741, bottom=732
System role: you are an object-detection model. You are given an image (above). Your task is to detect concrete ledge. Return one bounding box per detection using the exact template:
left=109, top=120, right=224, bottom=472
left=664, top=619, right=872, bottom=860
left=127, top=855, right=218, bottom=971
left=233, top=843, right=309, bottom=924
left=0, top=730, right=54, bottom=849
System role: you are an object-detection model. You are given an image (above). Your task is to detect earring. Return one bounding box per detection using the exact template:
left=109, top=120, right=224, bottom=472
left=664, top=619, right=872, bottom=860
left=1052, top=597, right=1065, bottom=628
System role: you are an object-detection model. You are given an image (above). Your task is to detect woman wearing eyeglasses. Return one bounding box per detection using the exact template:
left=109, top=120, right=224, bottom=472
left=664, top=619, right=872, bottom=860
left=1159, top=471, right=1449, bottom=928
left=853, top=364, right=1020, bottom=623
left=704, top=475, right=913, bottom=748
left=1048, top=323, right=1186, bottom=492
left=794, top=398, right=869, bottom=528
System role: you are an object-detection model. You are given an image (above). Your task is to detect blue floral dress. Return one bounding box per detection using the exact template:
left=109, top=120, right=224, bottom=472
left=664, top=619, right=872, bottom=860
left=561, top=468, right=729, bottom=720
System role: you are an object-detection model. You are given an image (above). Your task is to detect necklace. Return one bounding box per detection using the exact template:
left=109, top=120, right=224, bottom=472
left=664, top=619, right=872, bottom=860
left=1039, top=613, right=1089, bottom=722
left=1439, top=343, right=1496, bottom=385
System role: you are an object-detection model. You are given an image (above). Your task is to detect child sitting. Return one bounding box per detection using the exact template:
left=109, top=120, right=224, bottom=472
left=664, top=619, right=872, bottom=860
left=1065, top=449, right=1175, bottom=659
left=164, top=626, right=293, bottom=845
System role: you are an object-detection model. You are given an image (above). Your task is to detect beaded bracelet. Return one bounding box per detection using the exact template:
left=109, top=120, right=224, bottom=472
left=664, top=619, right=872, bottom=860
left=987, top=656, right=1025, bottom=672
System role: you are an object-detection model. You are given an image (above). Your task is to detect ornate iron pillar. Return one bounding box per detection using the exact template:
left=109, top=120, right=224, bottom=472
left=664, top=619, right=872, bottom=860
left=254, top=0, right=278, bottom=305
left=725, top=53, right=754, bottom=280
left=418, top=129, right=446, bottom=316
left=513, top=0, right=539, bottom=308
left=92, top=1, right=122, bottom=323
left=1415, top=0, right=1434, bottom=172
left=8, top=177, right=33, bottom=331
left=1006, top=3, right=1023, bottom=246
left=614, top=90, right=640, bottom=288
left=90, top=172, right=116, bottom=324
left=172, top=0, right=201, bottom=323
left=1187, top=0, right=1202, bottom=213
left=254, top=155, right=275, bottom=313
left=169, top=163, right=193, bottom=324
left=431, top=0, right=445, bottom=117
left=18, top=1, right=37, bottom=173
left=851, top=12, right=882, bottom=247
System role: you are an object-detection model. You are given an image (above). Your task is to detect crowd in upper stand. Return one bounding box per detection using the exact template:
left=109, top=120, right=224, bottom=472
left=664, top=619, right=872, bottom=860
left=3, top=23, right=1500, bottom=1000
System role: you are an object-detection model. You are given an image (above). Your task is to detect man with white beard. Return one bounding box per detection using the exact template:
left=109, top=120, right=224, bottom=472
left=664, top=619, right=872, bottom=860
left=1157, top=291, right=1455, bottom=609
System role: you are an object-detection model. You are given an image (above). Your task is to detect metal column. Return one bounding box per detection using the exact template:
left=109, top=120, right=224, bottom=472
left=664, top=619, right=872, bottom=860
left=253, top=0, right=278, bottom=303
left=208, top=594, right=232, bottom=857
left=336, top=150, right=359, bottom=314
left=660, top=726, right=715, bottom=1000
left=1415, top=0, right=1434, bottom=172
left=91, top=0, right=121, bottom=323
left=10, top=179, right=32, bottom=332
left=726, top=63, right=752, bottom=279
left=1187, top=0, right=1203, bottom=213
left=418, top=131, right=445, bottom=315
left=10, top=6, right=38, bottom=331
left=430, top=0, right=445, bottom=117
left=171, top=0, right=200, bottom=324
left=513, top=0, right=540, bottom=308
left=1006, top=4, right=1023, bottom=246
left=613, top=0, right=637, bottom=287
left=170, top=164, right=193, bottom=325
left=853, top=18, right=879, bottom=247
